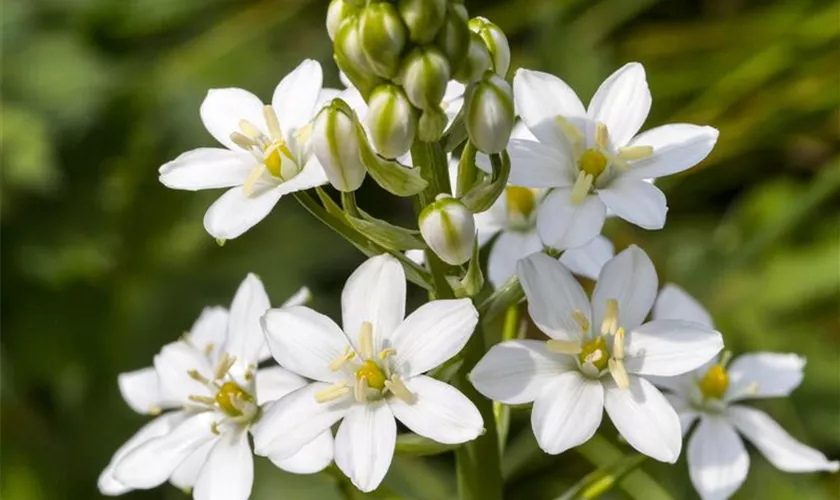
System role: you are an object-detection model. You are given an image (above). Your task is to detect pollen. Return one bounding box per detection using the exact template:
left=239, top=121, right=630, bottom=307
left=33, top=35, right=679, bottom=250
left=214, top=381, right=253, bottom=417
left=356, top=360, right=387, bottom=390
left=505, top=187, right=536, bottom=220
left=579, top=337, right=609, bottom=372
left=698, top=364, right=729, bottom=400
left=579, top=149, right=608, bottom=180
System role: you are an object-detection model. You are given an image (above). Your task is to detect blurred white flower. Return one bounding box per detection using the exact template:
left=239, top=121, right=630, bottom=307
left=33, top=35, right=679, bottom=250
left=470, top=246, right=723, bottom=462
left=649, top=285, right=839, bottom=500
left=99, top=277, right=329, bottom=500
left=253, top=254, right=483, bottom=492
left=511, top=63, right=719, bottom=250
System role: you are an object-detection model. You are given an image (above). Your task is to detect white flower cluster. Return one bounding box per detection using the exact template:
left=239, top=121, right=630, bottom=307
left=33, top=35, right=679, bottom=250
left=102, top=2, right=837, bottom=499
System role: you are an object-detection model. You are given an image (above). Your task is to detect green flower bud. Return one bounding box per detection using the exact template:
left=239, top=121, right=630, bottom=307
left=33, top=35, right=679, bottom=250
left=454, top=32, right=491, bottom=83
left=465, top=73, right=514, bottom=154
left=399, top=47, right=450, bottom=110
left=327, top=0, right=357, bottom=42
left=418, top=106, right=448, bottom=142
left=365, top=85, right=418, bottom=159
left=312, top=99, right=366, bottom=192
left=434, top=4, right=470, bottom=74
left=398, top=0, right=446, bottom=43
left=419, top=194, right=476, bottom=266
left=360, top=3, right=407, bottom=79
left=334, top=17, right=381, bottom=98
left=468, top=17, right=510, bottom=77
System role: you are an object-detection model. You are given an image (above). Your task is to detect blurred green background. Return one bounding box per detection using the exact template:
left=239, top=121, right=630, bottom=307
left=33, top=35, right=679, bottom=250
left=2, top=0, right=838, bottom=498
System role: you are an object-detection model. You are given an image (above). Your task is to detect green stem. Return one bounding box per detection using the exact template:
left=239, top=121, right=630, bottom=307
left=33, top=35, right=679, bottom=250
left=494, top=305, right=519, bottom=452
left=477, top=274, right=524, bottom=321
left=341, top=191, right=361, bottom=217
left=555, top=454, right=647, bottom=500
left=456, top=142, right=478, bottom=197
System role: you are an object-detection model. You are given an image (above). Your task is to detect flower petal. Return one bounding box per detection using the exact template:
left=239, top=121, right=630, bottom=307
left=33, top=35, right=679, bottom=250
left=507, top=139, right=575, bottom=188
left=390, top=299, right=478, bottom=377
left=334, top=402, right=397, bottom=493
left=188, top=307, right=230, bottom=358
left=154, top=341, right=214, bottom=404
left=473, top=196, right=507, bottom=246
left=159, top=148, right=256, bottom=191
left=118, top=367, right=165, bottom=415
left=271, top=59, right=323, bottom=135
left=261, top=306, right=351, bottom=383
left=592, top=244, right=658, bottom=331
left=224, top=273, right=270, bottom=371
left=652, top=284, right=713, bottom=327
left=255, top=366, right=308, bottom=405
left=624, top=124, right=719, bottom=181
left=487, top=230, right=543, bottom=288
left=665, top=392, right=700, bottom=437
left=624, top=319, right=723, bottom=377
left=603, top=375, right=682, bottom=463
left=269, top=430, right=334, bottom=474
left=388, top=375, right=483, bottom=444
left=203, top=186, right=284, bottom=240
left=252, top=382, right=351, bottom=459
left=531, top=371, right=604, bottom=455
left=170, top=440, right=213, bottom=491
left=728, top=405, right=839, bottom=473
left=513, top=69, right=586, bottom=133
left=517, top=252, right=591, bottom=341
left=597, top=178, right=667, bottom=230
left=255, top=286, right=313, bottom=363
left=470, top=340, right=575, bottom=405
left=725, top=353, right=805, bottom=402
left=200, top=88, right=267, bottom=151
left=587, top=62, right=651, bottom=146
left=558, top=235, right=615, bottom=281
left=193, top=429, right=253, bottom=500
left=536, top=188, right=607, bottom=251
left=688, top=416, right=749, bottom=500
left=342, top=254, right=406, bottom=353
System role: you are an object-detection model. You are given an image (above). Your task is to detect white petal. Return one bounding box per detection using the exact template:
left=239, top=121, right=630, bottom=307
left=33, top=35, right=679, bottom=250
left=666, top=392, right=700, bottom=437
left=188, top=306, right=230, bottom=355
left=624, top=319, right=723, bottom=377
left=261, top=306, right=351, bottom=383
left=558, top=235, right=615, bottom=281
left=513, top=69, right=586, bottom=134
left=592, top=244, right=658, bottom=331
left=688, top=416, right=749, bottom=500
left=278, top=156, right=329, bottom=194
left=470, top=340, right=575, bottom=405
left=255, top=366, right=307, bottom=405
left=118, top=367, right=165, bottom=415
left=517, top=252, right=591, bottom=341
left=473, top=197, right=507, bottom=246
left=531, top=371, right=604, bottom=455
left=170, top=440, right=213, bottom=491
left=625, top=124, right=719, bottom=181
left=334, top=402, right=397, bottom=493
left=390, top=299, right=478, bottom=377
left=725, top=353, right=805, bottom=402
left=269, top=430, right=334, bottom=474
left=252, top=382, right=351, bottom=459
left=203, top=186, right=283, bottom=240
left=271, top=59, right=323, bottom=135
left=507, top=139, right=575, bottom=188
left=316, top=87, right=342, bottom=109
left=98, top=412, right=186, bottom=495
left=536, top=188, right=606, bottom=251
left=114, top=412, right=216, bottom=489
left=342, top=254, right=406, bottom=353
left=587, top=62, right=651, bottom=146
left=154, top=341, right=214, bottom=404
left=222, top=273, right=271, bottom=372
left=653, top=284, right=713, bottom=327
left=200, top=88, right=267, bottom=151
left=193, top=430, right=253, bottom=500
left=388, top=375, right=483, bottom=444
left=281, top=286, right=312, bottom=307
left=728, top=405, right=839, bottom=473
left=159, top=148, right=256, bottom=191
left=487, top=230, right=543, bottom=289
left=597, top=178, right=667, bottom=230
left=603, top=375, right=682, bottom=463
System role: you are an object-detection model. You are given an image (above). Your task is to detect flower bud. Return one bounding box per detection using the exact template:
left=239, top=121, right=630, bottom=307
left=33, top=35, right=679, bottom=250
left=334, top=17, right=381, bottom=98
left=453, top=32, right=491, bottom=83
left=365, top=85, right=418, bottom=159
left=468, top=17, right=510, bottom=77
left=419, top=194, right=476, bottom=266
left=312, top=100, right=366, bottom=192
left=327, top=0, right=357, bottom=42
left=418, top=106, right=448, bottom=142
left=434, top=4, right=470, bottom=74
left=398, top=0, right=446, bottom=43
left=360, top=3, right=407, bottom=79
left=465, top=73, right=514, bottom=154
left=399, top=47, right=450, bottom=110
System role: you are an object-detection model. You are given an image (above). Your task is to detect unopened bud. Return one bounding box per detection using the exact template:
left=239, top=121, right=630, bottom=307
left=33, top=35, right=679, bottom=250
left=360, top=3, right=407, bottom=79
left=434, top=4, right=470, bottom=74
left=365, top=85, right=418, bottom=159
left=468, top=17, right=510, bottom=77
left=419, top=194, right=476, bottom=266
left=465, top=73, right=514, bottom=154
left=312, top=100, right=366, bottom=192
left=399, top=47, right=450, bottom=110
left=454, top=32, right=492, bottom=83
left=418, top=107, right=448, bottom=142
left=327, top=0, right=357, bottom=42
left=334, top=17, right=381, bottom=98
left=398, top=0, right=446, bottom=43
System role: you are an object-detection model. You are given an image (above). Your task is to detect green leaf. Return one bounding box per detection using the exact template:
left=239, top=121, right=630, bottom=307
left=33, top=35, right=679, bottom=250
left=345, top=210, right=426, bottom=251
left=396, top=433, right=460, bottom=457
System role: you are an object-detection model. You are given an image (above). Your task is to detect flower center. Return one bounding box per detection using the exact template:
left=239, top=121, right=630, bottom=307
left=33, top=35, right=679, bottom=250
left=579, top=149, right=608, bottom=179
left=578, top=337, right=609, bottom=372
left=505, top=186, right=538, bottom=230
left=184, top=350, right=260, bottom=432
left=215, top=381, right=255, bottom=417
left=698, top=364, right=729, bottom=400
left=356, top=360, right=387, bottom=390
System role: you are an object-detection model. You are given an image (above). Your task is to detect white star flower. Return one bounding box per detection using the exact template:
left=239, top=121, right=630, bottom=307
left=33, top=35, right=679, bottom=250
left=649, top=285, right=839, bottom=500
left=470, top=245, right=723, bottom=462
left=159, top=60, right=337, bottom=241
left=98, top=277, right=331, bottom=500
left=252, top=254, right=483, bottom=493
left=510, top=62, right=719, bottom=250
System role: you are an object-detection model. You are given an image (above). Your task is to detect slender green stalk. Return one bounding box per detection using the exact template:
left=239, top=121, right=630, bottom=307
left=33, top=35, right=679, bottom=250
left=341, top=191, right=361, bottom=217
left=494, top=305, right=519, bottom=452
left=477, top=274, right=524, bottom=321
left=555, top=454, right=647, bottom=500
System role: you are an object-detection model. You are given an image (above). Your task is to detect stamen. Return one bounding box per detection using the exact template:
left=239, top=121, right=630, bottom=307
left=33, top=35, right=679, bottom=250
left=572, top=310, right=590, bottom=333
left=612, top=327, right=625, bottom=361
left=618, top=146, right=653, bottom=161
left=188, top=369, right=209, bottom=385
left=546, top=339, right=582, bottom=355
left=554, top=116, right=584, bottom=153
left=354, top=377, right=369, bottom=403
left=238, top=119, right=263, bottom=140
left=586, top=349, right=603, bottom=365
left=746, top=382, right=759, bottom=395
left=384, top=376, right=415, bottom=404
left=214, top=353, right=237, bottom=380
left=294, top=122, right=313, bottom=145
left=601, top=299, right=619, bottom=335
left=608, top=358, right=630, bottom=389
left=570, top=171, right=594, bottom=205
left=242, top=165, right=266, bottom=197
left=230, top=131, right=257, bottom=150
left=358, top=321, right=374, bottom=360
left=188, top=395, right=216, bottom=406
left=204, top=343, right=215, bottom=357
left=148, top=405, right=162, bottom=416
left=329, top=346, right=356, bottom=372
left=595, top=122, right=609, bottom=149
left=314, top=382, right=349, bottom=403
left=263, top=105, right=284, bottom=141
left=719, top=350, right=733, bottom=368
left=210, top=421, right=221, bottom=435
left=378, top=348, right=397, bottom=360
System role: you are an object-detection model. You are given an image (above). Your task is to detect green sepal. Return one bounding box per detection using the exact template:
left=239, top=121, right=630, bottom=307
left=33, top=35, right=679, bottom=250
left=445, top=236, right=484, bottom=298
left=460, top=150, right=510, bottom=213
left=345, top=210, right=426, bottom=251
left=356, top=126, right=428, bottom=197
left=396, top=433, right=461, bottom=456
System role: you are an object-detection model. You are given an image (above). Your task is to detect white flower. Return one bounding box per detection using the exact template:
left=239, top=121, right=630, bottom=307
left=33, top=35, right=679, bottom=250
left=649, top=285, right=839, bottom=500
left=159, top=60, right=336, bottom=241
left=511, top=63, right=719, bottom=250
left=99, top=277, right=331, bottom=500
left=470, top=245, right=723, bottom=462
left=252, top=254, right=483, bottom=492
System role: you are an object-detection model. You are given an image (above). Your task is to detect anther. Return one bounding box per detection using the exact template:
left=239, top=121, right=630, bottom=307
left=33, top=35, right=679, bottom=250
left=354, top=377, right=369, bottom=403
left=554, top=116, right=584, bottom=152
left=188, top=395, right=216, bottom=406
left=608, top=358, right=630, bottom=389
left=329, top=346, right=356, bottom=372
left=384, top=376, right=415, bottom=404
left=601, top=299, right=619, bottom=335
left=546, top=339, right=582, bottom=355
left=148, top=406, right=162, bottom=416
left=214, top=353, right=237, bottom=380
left=210, top=421, right=221, bottom=435
left=230, top=132, right=258, bottom=150
left=204, top=343, right=215, bottom=357
left=188, top=369, right=209, bottom=385
left=617, top=146, right=653, bottom=161
left=263, top=105, right=284, bottom=141
left=378, top=348, right=397, bottom=360
left=238, top=119, right=263, bottom=141
left=570, top=171, right=594, bottom=205
left=314, top=382, right=349, bottom=403
left=595, top=122, right=609, bottom=149
left=572, top=310, right=590, bottom=333
left=242, top=165, right=266, bottom=197
left=612, top=327, right=625, bottom=361
left=358, top=322, right=374, bottom=360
